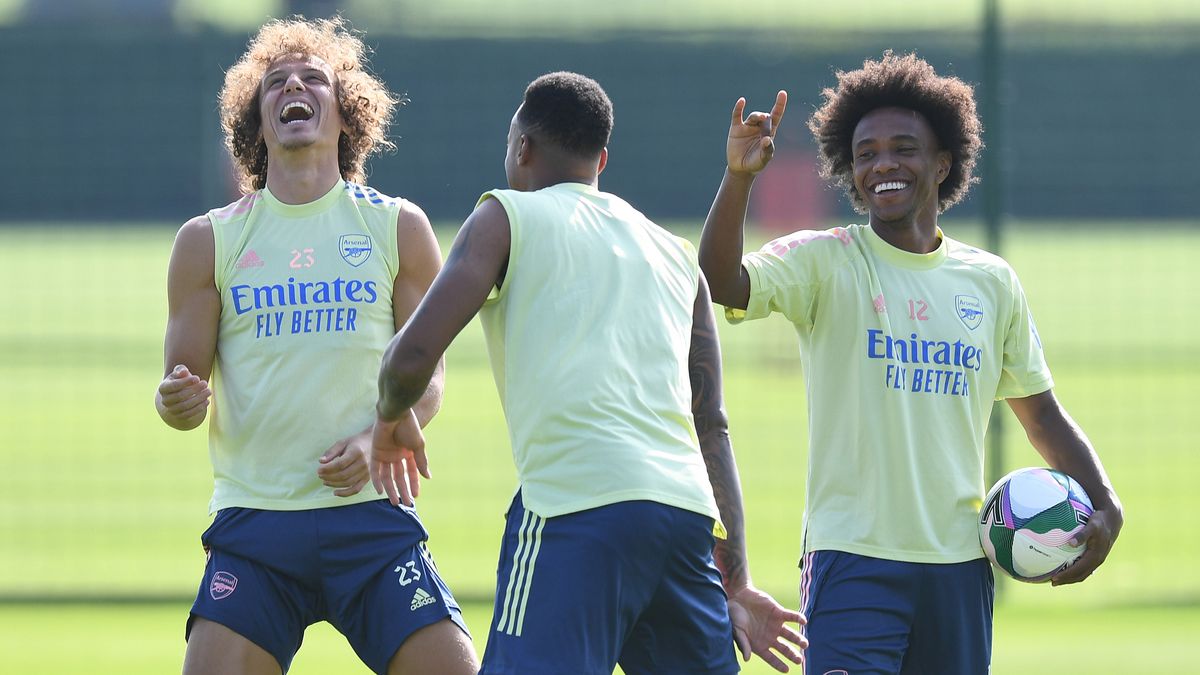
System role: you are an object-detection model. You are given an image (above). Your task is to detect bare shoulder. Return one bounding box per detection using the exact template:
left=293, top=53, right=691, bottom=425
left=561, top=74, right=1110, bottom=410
left=169, top=215, right=216, bottom=284
left=454, top=197, right=512, bottom=259
left=393, top=200, right=442, bottom=279
left=175, top=215, right=215, bottom=251
left=395, top=199, right=435, bottom=240
left=461, top=195, right=511, bottom=237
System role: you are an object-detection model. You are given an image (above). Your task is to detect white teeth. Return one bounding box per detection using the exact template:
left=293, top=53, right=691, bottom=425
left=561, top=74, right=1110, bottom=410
left=280, top=101, right=314, bottom=123
left=874, top=181, right=909, bottom=194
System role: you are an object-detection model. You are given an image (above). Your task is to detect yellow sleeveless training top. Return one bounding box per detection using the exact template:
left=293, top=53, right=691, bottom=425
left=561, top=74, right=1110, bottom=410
left=478, top=182, right=721, bottom=525
left=206, top=180, right=400, bottom=512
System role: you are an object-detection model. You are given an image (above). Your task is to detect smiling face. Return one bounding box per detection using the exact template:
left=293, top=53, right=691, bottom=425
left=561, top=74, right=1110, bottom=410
left=851, top=106, right=951, bottom=226
left=258, top=54, right=344, bottom=153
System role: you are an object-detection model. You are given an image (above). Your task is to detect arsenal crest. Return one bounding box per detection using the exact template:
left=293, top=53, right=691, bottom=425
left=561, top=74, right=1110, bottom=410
left=955, top=295, right=984, bottom=331
left=339, top=234, right=372, bottom=267
left=210, top=570, right=238, bottom=600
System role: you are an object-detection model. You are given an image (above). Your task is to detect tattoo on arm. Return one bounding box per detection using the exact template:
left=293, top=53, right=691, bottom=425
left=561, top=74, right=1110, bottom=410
left=690, top=281, right=748, bottom=591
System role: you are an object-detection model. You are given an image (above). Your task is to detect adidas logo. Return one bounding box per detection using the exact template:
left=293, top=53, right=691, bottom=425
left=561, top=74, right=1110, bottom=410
left=236, top=249, right=265, bottom=269
left=410, top=587, right=436, bottom=611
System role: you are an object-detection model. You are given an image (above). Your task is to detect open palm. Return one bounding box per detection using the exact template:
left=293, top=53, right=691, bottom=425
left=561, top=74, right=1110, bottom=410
left=728, top=584, right=806, bottom=672
left=369, top=409, right=429, bottom=507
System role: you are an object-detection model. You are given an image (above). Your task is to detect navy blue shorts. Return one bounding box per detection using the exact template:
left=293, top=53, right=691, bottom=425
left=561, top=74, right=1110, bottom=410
left=187, top=500, right=468, bottom=674
left=479, top=492, right=739, bottom=675
left=799, top=550, right=994, bottom=675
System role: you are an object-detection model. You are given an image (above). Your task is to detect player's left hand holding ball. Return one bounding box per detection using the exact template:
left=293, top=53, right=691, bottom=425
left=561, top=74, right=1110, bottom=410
left=369, top=408, right=430, bottom=507
left=1051, top=501, right=1123, bottom=586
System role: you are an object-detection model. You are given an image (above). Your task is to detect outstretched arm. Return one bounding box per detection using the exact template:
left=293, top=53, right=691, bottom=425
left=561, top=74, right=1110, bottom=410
left=156, top=216, right=218, bottom=431
left=371, top=197, right=511, bottom=506
left=689, top=275, right=805, bottom=672
left=316, top=201, right=448, bottom=497
left=392, top=201, right=447, bottom=429
left=316, top=203, right=446, bottom=499
left=699, top=91, right=787, bottom=310
left=1007, top=390, right=1123, bottom=586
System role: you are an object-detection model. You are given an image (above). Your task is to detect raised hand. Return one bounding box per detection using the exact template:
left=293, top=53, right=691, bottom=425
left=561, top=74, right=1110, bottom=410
left=727, top=584, right=807, bottom=672
left=156, top=364, right=211, bottom=430
left=727, top=91, right=788, bottom=176
left=317, top=431, right=372, bottom=497
left=369, top=408, right=430, bottom=507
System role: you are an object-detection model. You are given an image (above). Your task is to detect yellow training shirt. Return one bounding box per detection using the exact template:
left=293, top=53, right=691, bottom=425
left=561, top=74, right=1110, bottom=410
left=478, top=182, right=721, bottom=525
left=731, top=224, right=1052, bottom=563
left=206, top=180, right=400, bottom=512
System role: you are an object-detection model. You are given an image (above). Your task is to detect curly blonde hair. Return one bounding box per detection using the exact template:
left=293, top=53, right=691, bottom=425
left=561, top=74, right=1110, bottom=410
left=219, top=16, right=399, bottom=194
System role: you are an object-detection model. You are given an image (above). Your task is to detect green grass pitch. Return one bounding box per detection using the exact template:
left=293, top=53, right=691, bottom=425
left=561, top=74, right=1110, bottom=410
left=0, top=220, right=1197, bottom=673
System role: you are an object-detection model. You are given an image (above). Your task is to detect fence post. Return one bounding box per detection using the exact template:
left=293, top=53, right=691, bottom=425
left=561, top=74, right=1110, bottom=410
left=981, top=0, right=1007, bottom=599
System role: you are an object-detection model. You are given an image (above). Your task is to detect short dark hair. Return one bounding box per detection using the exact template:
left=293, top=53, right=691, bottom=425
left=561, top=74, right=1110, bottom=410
left=807, top=51, right=983, bottom=214
left=518, top=71, right=613, bottom=158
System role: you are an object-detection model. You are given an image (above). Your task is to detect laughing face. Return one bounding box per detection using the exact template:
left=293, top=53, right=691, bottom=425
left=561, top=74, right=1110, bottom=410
left=258, top=53, right=344, bottom=153
left=851, top=106, right=951, bottom=227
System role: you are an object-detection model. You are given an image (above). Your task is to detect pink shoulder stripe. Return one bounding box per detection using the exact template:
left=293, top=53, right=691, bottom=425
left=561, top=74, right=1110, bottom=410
left=211, top=193, right=260, bottom=220
left=765, top=227, right=851, bottom=256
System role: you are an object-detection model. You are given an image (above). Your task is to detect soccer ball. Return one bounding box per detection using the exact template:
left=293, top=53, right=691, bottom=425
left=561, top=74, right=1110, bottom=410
left=978, top=467, right=1093, bottom=583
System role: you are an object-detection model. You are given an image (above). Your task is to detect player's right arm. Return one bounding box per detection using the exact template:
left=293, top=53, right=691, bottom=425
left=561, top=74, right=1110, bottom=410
left=155, top=215, right=218, bottom=431
left=391, top=200, right=446, bottom=429
left=371, top=197, right=512, bottom=507
left=699, top=91, right=787, bottom=310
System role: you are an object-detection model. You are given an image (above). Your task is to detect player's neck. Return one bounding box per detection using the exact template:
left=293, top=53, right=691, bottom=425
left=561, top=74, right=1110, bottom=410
left=869, top=210, right=940, bottom=254
left=525, top=168, right=598, bottom=192
left=264, top=153, right=343, bottom=205
left=528, top=177, right=598, bottom=192
left=519, top=151, right=601, bottom=191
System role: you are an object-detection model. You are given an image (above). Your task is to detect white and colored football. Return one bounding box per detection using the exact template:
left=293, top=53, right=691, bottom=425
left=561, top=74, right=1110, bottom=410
left=978, top=467, right=1093, bottom=583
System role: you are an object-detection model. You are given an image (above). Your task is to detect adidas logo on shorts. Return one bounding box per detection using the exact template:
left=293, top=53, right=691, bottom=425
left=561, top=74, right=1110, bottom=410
left=410, top=586, right=436, bottom=611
